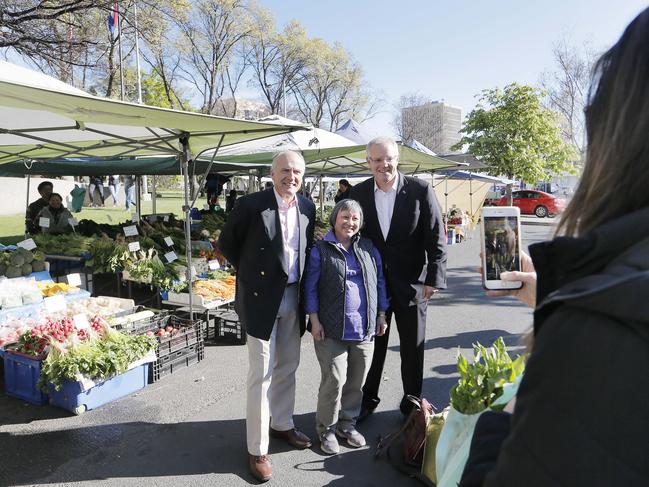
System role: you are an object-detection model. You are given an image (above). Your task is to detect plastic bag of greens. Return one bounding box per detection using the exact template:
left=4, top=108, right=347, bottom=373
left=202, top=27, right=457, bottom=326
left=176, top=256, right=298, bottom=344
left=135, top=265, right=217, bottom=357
left=435, top=338, right=525, bottom=487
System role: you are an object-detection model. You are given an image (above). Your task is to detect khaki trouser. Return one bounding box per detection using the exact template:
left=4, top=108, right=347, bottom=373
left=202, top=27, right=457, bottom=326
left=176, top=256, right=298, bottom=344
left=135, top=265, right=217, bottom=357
left=314, top=337, right=374, bottom=435
left=246, top=285, right=300, bottom=456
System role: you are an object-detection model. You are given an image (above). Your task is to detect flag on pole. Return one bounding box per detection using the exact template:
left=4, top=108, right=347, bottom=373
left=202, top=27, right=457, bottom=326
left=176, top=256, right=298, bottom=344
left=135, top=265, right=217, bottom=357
left=108, top=0, right=119, bottom=37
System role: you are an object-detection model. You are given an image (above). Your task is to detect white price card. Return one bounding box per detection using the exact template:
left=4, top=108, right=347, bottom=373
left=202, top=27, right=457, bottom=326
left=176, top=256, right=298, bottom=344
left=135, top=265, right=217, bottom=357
left=190, top=266, right=197, bottom=278
left=44, top=294, right=66, bottom=313
left=68, top=217, right=78, bottom=227
left=73, top=314, right=90, bottom=330
left=208, top=259, right=220, bottom=270
left=131, top=212, right=139, bottom=222
left=123, top=225, right=138, bottom=237
left=39, top=217, right=50, bottom=228
left=163, top=215, right=169, bottom=222
left=164, top=251, right=178, bottom=263
left=17, top=238, right=37, bottom=250
left=164, top=237, right=174, bottom=247
left=203, top=204, right=210, bottom=210
left=66, top=273, right=82, bottom=287
left=128, top=241, right=141, bottom=252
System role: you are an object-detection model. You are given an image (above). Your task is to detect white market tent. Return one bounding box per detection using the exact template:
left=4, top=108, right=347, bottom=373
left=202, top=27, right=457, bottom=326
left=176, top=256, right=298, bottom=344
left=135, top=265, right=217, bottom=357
left=0, top=60, right=307, bottom=314
left=334, top=118, right=374, bottom=144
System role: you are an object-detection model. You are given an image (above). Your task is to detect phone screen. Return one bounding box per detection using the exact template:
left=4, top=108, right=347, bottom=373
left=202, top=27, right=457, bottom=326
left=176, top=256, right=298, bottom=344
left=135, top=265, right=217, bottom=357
left=483, top=216, right=520, bottom=280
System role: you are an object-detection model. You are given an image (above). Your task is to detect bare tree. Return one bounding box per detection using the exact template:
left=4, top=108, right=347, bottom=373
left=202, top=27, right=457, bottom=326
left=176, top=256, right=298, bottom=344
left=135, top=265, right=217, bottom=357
left=540, top=36, right=597, bottom=155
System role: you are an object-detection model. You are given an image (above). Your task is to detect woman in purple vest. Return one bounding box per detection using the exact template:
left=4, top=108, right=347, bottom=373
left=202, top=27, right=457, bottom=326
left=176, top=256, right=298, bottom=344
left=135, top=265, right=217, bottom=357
left=304, top=199, right=389, bottom=455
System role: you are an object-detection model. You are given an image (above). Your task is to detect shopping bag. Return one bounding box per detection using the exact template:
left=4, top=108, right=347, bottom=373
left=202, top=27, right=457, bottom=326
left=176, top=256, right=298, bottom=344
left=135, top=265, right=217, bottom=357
left=435, top=376, right=521, bottom=487
left=421, top=408, right=448, bottom=484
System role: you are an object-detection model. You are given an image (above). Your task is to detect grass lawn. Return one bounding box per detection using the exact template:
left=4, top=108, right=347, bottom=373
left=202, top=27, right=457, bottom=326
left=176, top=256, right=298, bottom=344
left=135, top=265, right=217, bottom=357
left=0, top=196, right=192, bottom=244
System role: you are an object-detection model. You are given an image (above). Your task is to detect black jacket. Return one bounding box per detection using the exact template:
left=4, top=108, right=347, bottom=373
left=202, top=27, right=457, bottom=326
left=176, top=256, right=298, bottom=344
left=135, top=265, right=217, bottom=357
left=350, top=173, right=447, bottom=307
left=218, top=189, right=315, bottom=340
left=461, top=207, right=649, bottom=486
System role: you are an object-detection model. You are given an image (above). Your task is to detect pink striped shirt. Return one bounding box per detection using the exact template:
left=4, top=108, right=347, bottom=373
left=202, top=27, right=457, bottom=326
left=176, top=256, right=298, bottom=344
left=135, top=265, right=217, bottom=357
left=274, top=190, right=300, bottom=283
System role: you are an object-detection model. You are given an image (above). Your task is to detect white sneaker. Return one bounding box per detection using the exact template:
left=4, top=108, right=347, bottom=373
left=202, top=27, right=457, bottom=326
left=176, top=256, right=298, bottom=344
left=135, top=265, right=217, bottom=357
left=335, top=426, right=366, bottom=448
left=320, top=430, right=340, bottom=455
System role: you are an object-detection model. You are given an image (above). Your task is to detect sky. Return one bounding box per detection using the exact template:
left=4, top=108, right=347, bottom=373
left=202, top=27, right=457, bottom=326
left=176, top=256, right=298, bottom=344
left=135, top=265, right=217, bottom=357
left=258, top=0, right=649, bottom=138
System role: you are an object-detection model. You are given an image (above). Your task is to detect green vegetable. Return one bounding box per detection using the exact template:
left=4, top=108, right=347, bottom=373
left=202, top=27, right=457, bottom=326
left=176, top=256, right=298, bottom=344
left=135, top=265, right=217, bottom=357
left=39, top=330, right=157, bottom=391
left=449, top=337, right=526, bottom=415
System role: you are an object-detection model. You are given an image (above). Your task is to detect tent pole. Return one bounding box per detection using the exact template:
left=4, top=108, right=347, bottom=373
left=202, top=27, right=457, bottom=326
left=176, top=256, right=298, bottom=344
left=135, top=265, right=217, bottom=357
left=319, top=174, right=324, bottom=218
left=25, top=175, right=31, bottom=238
left=134, top=176, right=141, bottom=221
left=180, top=135, right=194, bottom=320
left=151, top=175, right=157, bottom=214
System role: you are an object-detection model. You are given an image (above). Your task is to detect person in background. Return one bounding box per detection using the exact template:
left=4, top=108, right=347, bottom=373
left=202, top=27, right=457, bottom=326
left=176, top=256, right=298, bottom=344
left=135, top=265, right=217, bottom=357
left=88, top=176, right=105, bottom=207
left=206, top=174, right=230, bottom=209
left=460, top=8, right=649, bottom=485
left=36, top=193, right=73, bottom=235
left=265, top=181, right=274, bottom=190
left=334, top=179, right=353, bottom=203
left=225, top=189, right=237, bottom=213
left=304, top=199, right=389, bottom=455
left=218, top=150, right=316, bottom=483
left=108, top=175, right=120, bottom=207
left=350, top=136, right=447, bottom=419
left=123, top=175, right=136, bottom=212
left=25, top=181, right=53, bottom=234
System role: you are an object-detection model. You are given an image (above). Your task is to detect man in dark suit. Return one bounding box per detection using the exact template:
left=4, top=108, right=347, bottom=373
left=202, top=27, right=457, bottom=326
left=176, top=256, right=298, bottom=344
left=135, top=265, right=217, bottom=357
left=350, top=136, right=447, bottom=418
left=218, top=150, right=316, bottom=483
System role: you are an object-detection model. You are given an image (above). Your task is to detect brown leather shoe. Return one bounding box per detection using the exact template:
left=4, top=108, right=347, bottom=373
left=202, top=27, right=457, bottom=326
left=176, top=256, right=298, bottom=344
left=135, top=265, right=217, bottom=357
left=249, top=454, right=272, bottom=483
left=270, top=427, right=313, bottom=449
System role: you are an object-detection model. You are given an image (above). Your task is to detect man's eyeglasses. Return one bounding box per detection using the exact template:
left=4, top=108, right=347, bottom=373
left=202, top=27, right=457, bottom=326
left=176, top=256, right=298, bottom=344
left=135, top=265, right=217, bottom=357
left=368, top=156, right=398, bottom=164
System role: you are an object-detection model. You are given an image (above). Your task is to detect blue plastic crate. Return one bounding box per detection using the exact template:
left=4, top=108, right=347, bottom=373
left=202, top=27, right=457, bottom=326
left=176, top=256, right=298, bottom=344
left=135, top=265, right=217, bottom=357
left=47, top=364, right=149, bottom=415
left=3, top=352, right=48, bottom=405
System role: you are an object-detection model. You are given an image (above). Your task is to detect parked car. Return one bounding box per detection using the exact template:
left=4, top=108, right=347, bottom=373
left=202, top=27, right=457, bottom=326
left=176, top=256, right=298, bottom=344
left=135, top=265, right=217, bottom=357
left=494, top=190, right=566, bottom=217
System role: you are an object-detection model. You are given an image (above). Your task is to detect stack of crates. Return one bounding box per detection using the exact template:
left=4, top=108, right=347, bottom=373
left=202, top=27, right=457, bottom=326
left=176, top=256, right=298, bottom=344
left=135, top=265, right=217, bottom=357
left=123, top=313, right=205, bottom=383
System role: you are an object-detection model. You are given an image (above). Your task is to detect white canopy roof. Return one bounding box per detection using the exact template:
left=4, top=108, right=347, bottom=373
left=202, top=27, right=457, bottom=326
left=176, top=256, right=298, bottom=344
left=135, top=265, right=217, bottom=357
left=0, top=61, right=306, bottom=164
left=334, top=118, right=375, bottom=144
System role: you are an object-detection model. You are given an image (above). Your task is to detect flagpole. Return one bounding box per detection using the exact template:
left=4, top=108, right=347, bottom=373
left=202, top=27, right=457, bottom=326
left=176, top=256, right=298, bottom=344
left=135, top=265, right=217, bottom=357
left=134, top=1, right=143, bottom=104
left=117, top=1, right=125, bottom=101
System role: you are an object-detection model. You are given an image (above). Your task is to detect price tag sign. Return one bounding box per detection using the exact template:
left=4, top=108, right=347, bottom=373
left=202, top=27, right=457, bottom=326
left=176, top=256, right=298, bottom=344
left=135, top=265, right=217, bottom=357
left=131, top=212, right=139, bottom=222
left=164, top=237, right=174, bottom=247
left=44, top=294, right=66, bottom=313
left=66, top=273, right=82, bottom=287
left=163, top=215, right=169, bottom=222
left=164, top=251, right=178, bottom=263
left=208, top=259, right=220, bottom=271
left=73, top=314, right=90, bottom=330
left=123, top=225, right=138, bottom=237
left=191, top=266, right=197, bottom=278
left=203, top=204, right=210, bottom=210
left=68, top=217, right=78, bottom=227
left=17, top=238, right=37, bottom=250
left=128, top=241, right=141, bottom=252
left=39, top=217, right=50, bottom=228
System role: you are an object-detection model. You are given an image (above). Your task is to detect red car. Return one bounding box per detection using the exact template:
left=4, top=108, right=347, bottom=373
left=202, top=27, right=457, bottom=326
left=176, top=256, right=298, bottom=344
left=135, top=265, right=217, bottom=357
left=494, top=190, right=566, bottom=217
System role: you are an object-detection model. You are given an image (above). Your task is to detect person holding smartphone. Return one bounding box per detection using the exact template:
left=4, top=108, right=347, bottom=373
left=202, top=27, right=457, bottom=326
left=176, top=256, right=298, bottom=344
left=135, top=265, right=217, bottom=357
left=462, top=8, right=649, bottom=485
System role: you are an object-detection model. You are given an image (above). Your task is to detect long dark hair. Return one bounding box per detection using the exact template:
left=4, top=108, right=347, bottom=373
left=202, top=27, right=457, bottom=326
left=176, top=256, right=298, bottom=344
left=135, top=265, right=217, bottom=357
left=557, top=7, right=649, bottom=237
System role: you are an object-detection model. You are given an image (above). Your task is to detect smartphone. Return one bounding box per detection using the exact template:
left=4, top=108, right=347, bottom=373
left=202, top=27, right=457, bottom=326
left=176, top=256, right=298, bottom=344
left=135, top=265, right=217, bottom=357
left=480, top=206, right=523, bottom=290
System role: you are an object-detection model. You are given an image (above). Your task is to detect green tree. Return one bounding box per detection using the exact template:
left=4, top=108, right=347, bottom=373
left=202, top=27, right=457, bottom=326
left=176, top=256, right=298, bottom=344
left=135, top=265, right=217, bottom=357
left=453, top=83, right=576, bottom=182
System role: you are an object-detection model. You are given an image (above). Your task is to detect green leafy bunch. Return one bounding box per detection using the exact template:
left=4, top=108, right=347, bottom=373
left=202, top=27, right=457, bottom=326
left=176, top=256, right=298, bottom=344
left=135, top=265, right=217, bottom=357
left=449, top=337, right=526, bottom=415
left=39, top=331, right=158, bottom=391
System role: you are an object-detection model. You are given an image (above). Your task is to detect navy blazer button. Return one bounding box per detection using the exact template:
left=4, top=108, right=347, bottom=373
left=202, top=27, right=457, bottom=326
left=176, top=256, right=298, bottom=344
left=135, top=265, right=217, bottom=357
left=253, top=292, right=258, bottom=296
left=260, top=271, right=265, bottom=276
left=260, top=247, right=265, bottom=251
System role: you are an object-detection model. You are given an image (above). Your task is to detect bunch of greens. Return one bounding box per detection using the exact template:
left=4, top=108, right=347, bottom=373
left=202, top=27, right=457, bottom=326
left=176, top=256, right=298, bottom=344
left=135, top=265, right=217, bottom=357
left=87, top=238, right=130, bottom=273
left=33, top=234, right=94, bottom=256
left=39, top=330, right=157, bottom=391
left=449, top=337, right=526, bottom=414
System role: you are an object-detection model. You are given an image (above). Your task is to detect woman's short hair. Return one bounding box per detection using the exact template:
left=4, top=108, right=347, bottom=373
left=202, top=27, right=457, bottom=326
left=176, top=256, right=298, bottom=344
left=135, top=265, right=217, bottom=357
left=329, top=198, right=364, bottom=230
left=49, top=192, right=63, bottom=201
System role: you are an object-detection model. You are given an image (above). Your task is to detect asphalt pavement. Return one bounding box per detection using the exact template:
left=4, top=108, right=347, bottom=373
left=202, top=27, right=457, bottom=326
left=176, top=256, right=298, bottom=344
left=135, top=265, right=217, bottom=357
left=0, top=220, right=554, bottom=487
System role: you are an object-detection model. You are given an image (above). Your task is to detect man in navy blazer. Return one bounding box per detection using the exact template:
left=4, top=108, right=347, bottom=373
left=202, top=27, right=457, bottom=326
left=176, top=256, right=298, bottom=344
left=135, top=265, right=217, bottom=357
left=219, top=150, right=315, bottom=482
left=350, top=136, right=447, bottom=418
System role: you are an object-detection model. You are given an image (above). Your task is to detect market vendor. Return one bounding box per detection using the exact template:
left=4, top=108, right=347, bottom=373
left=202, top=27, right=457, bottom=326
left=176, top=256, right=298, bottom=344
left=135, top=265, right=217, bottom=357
left=25, top=181, right=53, bottom=234
left=36, top=193, right=73, bottom=235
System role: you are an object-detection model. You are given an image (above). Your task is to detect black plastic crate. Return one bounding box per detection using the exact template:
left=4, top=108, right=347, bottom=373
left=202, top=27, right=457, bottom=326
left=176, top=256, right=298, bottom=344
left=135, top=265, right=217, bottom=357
left=149, top=341, right=204, bottom=383
left=216, top=310, right=246, bottom=345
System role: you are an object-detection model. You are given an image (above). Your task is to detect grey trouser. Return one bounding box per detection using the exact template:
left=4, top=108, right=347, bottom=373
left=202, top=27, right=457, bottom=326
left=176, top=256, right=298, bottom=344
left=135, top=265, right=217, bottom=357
left=314, top=337, right=374, bottom=435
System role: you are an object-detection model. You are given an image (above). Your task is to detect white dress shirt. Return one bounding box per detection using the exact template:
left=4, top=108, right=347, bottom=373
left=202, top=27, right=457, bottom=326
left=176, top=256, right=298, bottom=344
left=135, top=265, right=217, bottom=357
left=274, top=189, right=300, bottom=283
left=374, top=176, right=398, bottom=240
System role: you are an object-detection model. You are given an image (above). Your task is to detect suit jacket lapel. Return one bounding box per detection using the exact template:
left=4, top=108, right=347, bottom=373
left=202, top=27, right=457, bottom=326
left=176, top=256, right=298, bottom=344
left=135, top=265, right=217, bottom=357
left=298, top=196, right=310, bottom=280
left=386, top=173, right=407, bottom=243
left=362, top=179, right=384, bottom=243
left=261, top=191, right=288, bottom=276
